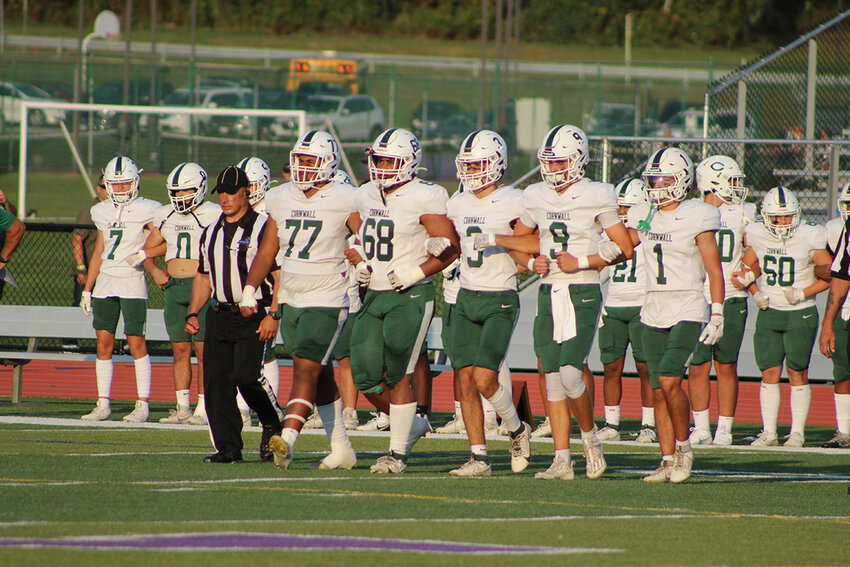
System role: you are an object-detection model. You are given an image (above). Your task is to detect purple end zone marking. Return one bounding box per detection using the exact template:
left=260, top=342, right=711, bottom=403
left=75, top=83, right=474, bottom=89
left=0, top=532, right=614, bottom=555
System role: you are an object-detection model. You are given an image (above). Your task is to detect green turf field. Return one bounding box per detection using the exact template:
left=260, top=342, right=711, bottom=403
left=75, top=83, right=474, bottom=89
left=1, top=400, right=848, bottom=566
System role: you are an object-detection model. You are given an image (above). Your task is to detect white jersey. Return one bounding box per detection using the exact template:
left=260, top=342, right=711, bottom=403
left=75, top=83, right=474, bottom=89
left=746, top=221, right=827, bottom=312
left=703, top=201, right=756, bottom=300
left=628, top=199, right=721, bottom=327
left=605, top=238, right=647, bottom=307
left=265, top=181, right=358, bottom=308
left=91, top=197, right=161, bottom=299
left=155, top=201, right=221, bottom=262
left=826, top=217, right=850, bottom=321
left=447, top=186, right=523, bottom=292
left=355, top=178, right=449, bottom=292
left=519, top=178, right=619, bottom=285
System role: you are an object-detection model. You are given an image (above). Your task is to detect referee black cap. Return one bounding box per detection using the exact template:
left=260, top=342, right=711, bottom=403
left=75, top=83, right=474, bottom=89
left=213, top=166, right=249, bottom=194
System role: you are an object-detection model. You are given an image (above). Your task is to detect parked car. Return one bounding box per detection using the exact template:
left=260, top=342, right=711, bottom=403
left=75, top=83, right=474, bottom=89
left=155, top=87, right=252, bottom=135
left=208, top=90, right=298, bottom=139
left=411, top=101, right=461, bottom=138
left=270, top=94, right=384, bottom=142
left=585, top=103, right=645, bottom=137
left=30, top=81, right=75, bottom=102
left=0, top=82, right=66, bottom=126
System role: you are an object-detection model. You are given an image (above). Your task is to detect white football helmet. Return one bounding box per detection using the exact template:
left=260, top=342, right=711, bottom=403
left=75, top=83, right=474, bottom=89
left=103, top=155, right=141, bottom=205
left=290, top=130, right=341, bottom=191
left=641, top=147, right=694, bottom=207
left=695, top=155, right=747, bottom=204
left=761, top=186, right=801, bottom=239
left=333, top=169, right=355, bottom=186
left=366, top=128, right=422, bottom=190
left=614, top=177, right=648, bottom=222
left=236, top=157, right=271, bottom=207
left=455, top=129, right=507, bottom=193
left=536, top=124, right=589, bottom=190
left=838, top=180, right=850, bottom=221
left=167, top=162, right=208, bottom=213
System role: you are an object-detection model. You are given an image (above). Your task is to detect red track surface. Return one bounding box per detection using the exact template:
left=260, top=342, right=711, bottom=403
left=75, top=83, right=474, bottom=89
left=0, top=360, right=836, bottom=425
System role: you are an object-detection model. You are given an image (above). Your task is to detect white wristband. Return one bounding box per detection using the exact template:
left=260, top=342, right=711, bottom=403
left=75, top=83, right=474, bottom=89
left=710, top=301, right=723, bottom=315
left=526, top=257, right=536, bottom=272
left=577, top=256, right=590, bottom=270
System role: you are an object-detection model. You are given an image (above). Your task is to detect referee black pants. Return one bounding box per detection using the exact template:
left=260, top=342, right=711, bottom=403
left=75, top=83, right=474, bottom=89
left=204, top=308, right=282, bottom=455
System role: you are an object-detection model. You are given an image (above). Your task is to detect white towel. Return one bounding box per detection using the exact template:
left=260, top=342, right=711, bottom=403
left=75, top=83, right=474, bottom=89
left=550, top=282, right=577, bottom=343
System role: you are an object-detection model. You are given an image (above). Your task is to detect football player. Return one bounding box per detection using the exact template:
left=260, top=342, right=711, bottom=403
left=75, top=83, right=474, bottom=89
left=137, top=162, right=221, bottom=425
left=80, top=156, right=162, bottom=423
left=733, top=186, right=831, bottom=447
left=596, top=177, right=656, bottom=444
left=496, top=124, right=633, bottom=480
left=625, top=147, right=725, bottom=483
left=687, top=156, right=756, bottom=446
left=344, top=128, right=460, bottom=474
left=240, top=130, right=357, bottom=470
left=817, top=182, right=850, bottom=448
left=444, top=130, right=530, bottom=476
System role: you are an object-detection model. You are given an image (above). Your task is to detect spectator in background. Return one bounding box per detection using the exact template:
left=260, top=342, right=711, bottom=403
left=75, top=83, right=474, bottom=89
left=0, top=188, right=22, bottom=301
left=72, top=176, right=108, bottom=310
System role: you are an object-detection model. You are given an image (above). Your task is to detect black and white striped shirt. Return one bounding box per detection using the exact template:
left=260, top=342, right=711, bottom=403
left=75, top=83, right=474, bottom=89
left=198, top=208, right=276, bottom=305
left=831, top=218, right=850, bottom=281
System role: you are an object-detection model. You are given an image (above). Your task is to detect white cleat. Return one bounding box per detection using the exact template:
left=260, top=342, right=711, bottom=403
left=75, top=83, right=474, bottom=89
left=122, top=401, right=149, bottom=423
left=303, top=410, right=323, bottom=429
left=187, top=412, right=208, bottom=426
left=370, top=453, right=407, bottom=474
left=449, top=458, right=492, bottom=477
left=582, top=432, right=607, bottom=479
left=750, top=430, right=778, bottom=447
left=688, top=427, right=712, bottom=446
left=822, top=431, right=850, bottom=448
left=531, top=417, right=552, bottom=438
left=713, top=426, right=733, bottom=446
left=643, top=460, right=673, bottom=483
left=534, top=454, right=575, bottom=480
left=509, top=422, right=531, bottom=473
left=356, top=411, right=390, bottom=431
left=319, top=442, right=357, bottom=470
left=636, top=426, right=657, bottom=444
left=406, top=414, right=432, bottom=453
left=597, top=425, right=621, bottom=441
left=159, top=404, right=192, bottom=424
left=783, top=431, right=805, bottom=447
left=342, top=407, right=359, bottom=430
left=81, top=400, right=111, bottom=421
left=269, top=435, right=293, bottom=470
left=670, top=446, right=694, bottom=483
left=435, top=415, right=465, bottom=434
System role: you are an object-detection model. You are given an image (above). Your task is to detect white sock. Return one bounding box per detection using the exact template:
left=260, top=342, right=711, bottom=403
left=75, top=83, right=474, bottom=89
left=641, top=406, right=655, bottom=427
left=497, top=361, right=513, bottom=398
left=281, top=427, right=299, bottom=447
left=388, top=401, right=416, bottom=455
left=95, top=359, right=113, bottom=400
left=318, top=398, right=348, bottom=445
left=604, top=405, right=620, bottom=427
left=581, top=425, right=599, bottom=442
left=717, top=415, right=734, bottom=431
left=176, top=389, right=190, bottom=408
left=759, top=382, right=781, bottom=434
left=676, top=439, right=692, bottom=453
left=486, top=386, right=521, bottom=432
left=471, top=444, right=487, bottom=458
left=236, top=392, right=250, bottom=413
left=133, top=355, right=151, bottom=399
left=554, top=448, right=571, bottom=464
left=195, top=394, right=206, bottom=415
left=789, top=385, right=811, bottom=435
left=693, top=409, right=710, bottom=433
left=481, top=396, right=498, bottom=429
left=454, top=400, right=463, bottom=422
left=263, top=360, right=280, bottom=398
left=835, top=393, right=850, bottom=435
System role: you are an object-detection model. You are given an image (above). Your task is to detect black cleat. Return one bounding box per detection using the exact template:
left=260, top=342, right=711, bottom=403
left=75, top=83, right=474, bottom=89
left=203, top=451, right=243, bottom=463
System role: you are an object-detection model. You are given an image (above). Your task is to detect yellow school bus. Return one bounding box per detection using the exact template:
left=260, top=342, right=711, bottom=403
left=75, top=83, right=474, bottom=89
left=287, top=57, right=362, bottom=95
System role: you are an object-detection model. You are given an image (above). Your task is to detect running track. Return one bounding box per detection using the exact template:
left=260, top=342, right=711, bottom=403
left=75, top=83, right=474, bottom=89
left=0, top=360, right=836, bottom=425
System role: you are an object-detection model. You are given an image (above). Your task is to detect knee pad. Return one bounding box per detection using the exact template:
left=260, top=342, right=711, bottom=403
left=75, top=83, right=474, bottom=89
left=559, top=365, right=586, bottom=399
left=545, top=372, right=567, bottom=401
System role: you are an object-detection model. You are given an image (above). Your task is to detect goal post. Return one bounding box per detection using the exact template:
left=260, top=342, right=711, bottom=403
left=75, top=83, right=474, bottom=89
left=16, top=100, right=308, bottom=220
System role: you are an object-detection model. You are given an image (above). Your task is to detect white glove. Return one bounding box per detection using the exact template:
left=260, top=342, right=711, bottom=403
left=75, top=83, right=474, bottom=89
left=753, top=290, right=769, bottom=310
left=441, top=258, right=461, bottom=280
left=734, top=270, right=756, bottom=288
left=699, top=313, right=725, bottom=345
left=425, top=237, right=451, bottom=257
left=472, top=233, right=497, bottom=250
left=388, top=266, right=426, bottom=292
left=355, top=262, right=372, bottom=286
left=80, top=291, right=93, bottom=316
left=126, top=249, right=147, bottom=267
left=239, top=285, right=258, bottom=310
left=783, top=287, right=806, bottom=305
left=597, top=239, right=623, bottom=263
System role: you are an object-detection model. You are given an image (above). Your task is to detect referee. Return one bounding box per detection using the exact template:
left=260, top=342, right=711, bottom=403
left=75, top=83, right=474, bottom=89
left=185, top=165, right=283, bottom=463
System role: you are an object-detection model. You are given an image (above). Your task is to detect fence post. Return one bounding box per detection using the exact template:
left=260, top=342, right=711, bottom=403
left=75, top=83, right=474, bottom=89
left=805, top=39, right=817, bottom=188
left=601, top=137, right=610, bottom=184
left=827, top=143, right=840, bottom=220
left=736, top=81, right=747, bottom=166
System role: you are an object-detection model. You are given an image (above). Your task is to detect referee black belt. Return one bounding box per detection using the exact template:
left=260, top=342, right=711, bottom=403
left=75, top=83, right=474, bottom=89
left=212, top=302, right=240, bottom=313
